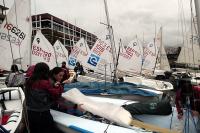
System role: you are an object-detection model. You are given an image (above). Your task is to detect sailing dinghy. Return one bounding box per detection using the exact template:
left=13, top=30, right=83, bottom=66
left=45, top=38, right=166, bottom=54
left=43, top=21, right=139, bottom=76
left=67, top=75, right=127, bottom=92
left=0, top=87, right=25, bottom=133
left=51, top=88, right=178, bottom=133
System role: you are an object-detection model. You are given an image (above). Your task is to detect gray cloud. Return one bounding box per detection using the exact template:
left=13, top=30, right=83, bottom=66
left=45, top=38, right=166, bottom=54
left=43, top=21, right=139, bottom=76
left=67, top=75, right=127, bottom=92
left=2, top=0, right=192, bottom=47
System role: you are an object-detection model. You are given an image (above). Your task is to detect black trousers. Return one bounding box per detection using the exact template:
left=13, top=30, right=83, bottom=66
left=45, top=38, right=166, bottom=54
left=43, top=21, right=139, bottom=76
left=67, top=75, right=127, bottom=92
left=27, top=110, right=63, bottom=133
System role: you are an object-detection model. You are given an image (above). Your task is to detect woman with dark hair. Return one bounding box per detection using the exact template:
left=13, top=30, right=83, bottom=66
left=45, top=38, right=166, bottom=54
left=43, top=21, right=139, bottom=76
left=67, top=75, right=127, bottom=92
left=49, top=67, right=65, bottom=110
left=5, top=64, right=25, bottom=87
left=50, top=67, right=64, bottom=86
left=25, top=62, right=63, bottom=133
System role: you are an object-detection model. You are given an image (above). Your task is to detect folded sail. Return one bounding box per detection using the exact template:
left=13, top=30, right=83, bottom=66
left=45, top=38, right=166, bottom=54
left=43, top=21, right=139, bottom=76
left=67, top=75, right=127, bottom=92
left=62, top=88, right=132, bottom=127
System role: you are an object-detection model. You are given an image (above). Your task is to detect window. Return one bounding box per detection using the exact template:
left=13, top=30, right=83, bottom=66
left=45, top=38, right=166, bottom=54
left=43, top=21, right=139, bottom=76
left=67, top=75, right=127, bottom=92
left=76, top=31, right=80, bottom=37
left=41, top=20, right=51, bottom=28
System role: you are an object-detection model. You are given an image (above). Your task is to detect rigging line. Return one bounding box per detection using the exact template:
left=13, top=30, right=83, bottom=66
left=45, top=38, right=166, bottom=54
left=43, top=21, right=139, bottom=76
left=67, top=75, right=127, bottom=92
left=190, top=0, right=197, bottom=76
left=136, top=36, right=143, bottom=75
left=192, top=1, right=200, bottom=73
left=176, top=0, right=182, bottom=71
left=34, top=0, right=37, bottom=29
left=103, top=0, right=118, bottom=82
left=13, top=0, right=23, bottom=70
left=53, top=41, right=59, bottom=67
left=51, top=18, right=58, bottom=66
left=153, top=27, right=161, bottom=75
left=84, top=38, right=89, bottom=54
left=2, top=0, right=14, bottom=64
left=103, top=122, right=113, bottom=133
left=179, top=0, right=187, bottom=68
left=115, top=39, right=122, bottom=69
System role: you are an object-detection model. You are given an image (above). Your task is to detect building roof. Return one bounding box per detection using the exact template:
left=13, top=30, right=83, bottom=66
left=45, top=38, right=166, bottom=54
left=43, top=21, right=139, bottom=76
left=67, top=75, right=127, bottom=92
left=32, top=13, right=97, bottom=38
left=0, top=5, right=8, bottom=10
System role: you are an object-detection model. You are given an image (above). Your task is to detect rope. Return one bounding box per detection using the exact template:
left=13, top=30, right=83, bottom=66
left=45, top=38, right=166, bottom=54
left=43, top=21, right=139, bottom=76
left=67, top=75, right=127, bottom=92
left=190, top=0, right=197, bottom=72
left=169, top=106, right=175, bottom=130
left=13, top=0, right=23, bottom=69
left=103, top=122, right=113, bottom=133
left=130, top=119, right=176, bottom=133
left=2, top=0, right=14, bottom=64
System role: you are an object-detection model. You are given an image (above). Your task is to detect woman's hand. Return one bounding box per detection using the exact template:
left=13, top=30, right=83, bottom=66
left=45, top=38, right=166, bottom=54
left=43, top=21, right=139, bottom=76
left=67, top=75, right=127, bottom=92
left=77, top=104, right=85, bottom=112
left=62, top=79, right=71, bottom=84
left=54, top=81, right=61, bottom=87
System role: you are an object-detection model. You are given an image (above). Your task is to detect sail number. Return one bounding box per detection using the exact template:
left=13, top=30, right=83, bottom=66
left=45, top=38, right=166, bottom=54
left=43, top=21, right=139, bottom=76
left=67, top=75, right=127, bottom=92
left=0, top=32, right=21, bottom=46
left=32, top=45, right=52, bottom=62
left=4, top=23, right=26, bottom=40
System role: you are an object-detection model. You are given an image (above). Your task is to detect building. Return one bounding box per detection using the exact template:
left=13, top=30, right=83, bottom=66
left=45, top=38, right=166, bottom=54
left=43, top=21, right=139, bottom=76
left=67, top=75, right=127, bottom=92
left=0, top=5, right=8, bottom=25
left=32, top=13, right=97, bottom=52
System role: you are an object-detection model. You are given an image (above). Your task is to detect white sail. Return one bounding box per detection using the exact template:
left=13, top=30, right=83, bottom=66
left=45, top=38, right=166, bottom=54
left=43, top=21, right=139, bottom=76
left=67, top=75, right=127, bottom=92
left=155, top=27, right=170, bottom=71
left=84, top=38, right=114, bottom=76
left=0, top=0, right=32, bottom=71
left=142, top=42, right=158, bottom=74
left=31, top=30, right=56, bottom=69
left=53, top=40, right=68, bottom=67
left=117, top=38, right=143, bottom=75
left=68, top=38, right=90, bottom=69
left=177, top=33, right=200, bottom=67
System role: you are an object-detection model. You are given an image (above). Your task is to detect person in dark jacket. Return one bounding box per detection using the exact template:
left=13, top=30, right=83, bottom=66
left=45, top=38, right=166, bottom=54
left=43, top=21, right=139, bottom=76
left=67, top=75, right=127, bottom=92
left=5, top=64, right=25, bottom=88
left=175, top=79, right=199, bottom=119
left=74, top=62, right=84, bottom=75
left=74, top=62, right=84, bottom=82
left=25, top=62, right=63, bottom=133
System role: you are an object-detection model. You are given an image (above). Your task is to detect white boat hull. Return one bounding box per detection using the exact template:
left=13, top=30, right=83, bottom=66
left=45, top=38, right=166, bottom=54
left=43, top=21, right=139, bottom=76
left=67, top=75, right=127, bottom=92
left=0, top=87, right=25, bottom=133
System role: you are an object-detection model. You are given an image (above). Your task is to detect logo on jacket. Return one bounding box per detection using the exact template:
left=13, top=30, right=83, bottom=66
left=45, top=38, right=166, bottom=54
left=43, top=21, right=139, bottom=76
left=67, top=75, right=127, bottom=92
left=68, top=57, right=76, bottom=66
left=87, top=54, right=100, bottom=66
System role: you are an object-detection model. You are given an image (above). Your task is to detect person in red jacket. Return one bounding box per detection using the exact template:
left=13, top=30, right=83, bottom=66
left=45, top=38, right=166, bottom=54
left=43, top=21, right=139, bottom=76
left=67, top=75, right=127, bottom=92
left=25, top=62, right=63, bottom=133
left=175, top=79, right=199, bottom=119
left=25, top=65, right=35, bottom=78
left=61, top=61, right=71, bottom=84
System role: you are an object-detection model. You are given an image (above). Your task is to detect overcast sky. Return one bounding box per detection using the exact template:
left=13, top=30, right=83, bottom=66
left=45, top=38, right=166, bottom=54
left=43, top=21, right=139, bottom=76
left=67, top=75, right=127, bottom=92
left=1, top=0, right=192, bottom=47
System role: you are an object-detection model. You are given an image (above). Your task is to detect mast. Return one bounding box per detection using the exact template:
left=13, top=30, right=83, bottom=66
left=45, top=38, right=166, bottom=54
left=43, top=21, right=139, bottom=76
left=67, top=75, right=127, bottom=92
left=153, top=24, right=158, bottom=74
left=194, top=0, right=200, bottom=42
left=103, top=0, right=118, bottom=82
left=160, top=27, right=163, bottom=68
